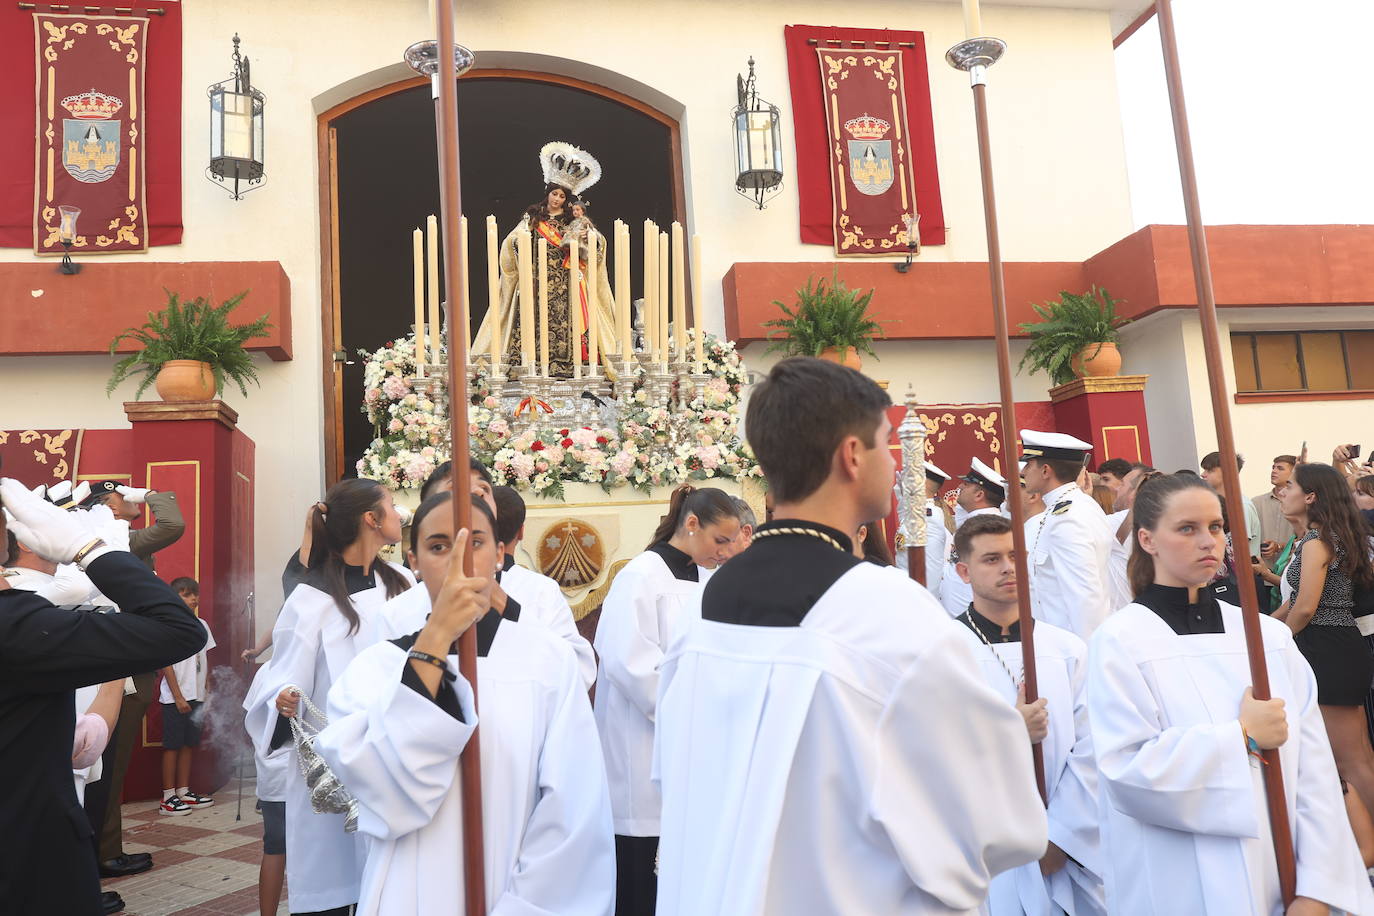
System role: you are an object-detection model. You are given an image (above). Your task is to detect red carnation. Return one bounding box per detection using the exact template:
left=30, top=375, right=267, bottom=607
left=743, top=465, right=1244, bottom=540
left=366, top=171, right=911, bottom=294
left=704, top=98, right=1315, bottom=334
left=530, top=441, right=546, bottom=451
left=561, top=438, right=573, bottom=448
left=596, top=436, right=609, bottom=445
left=559, top=428, right=570, bottom=436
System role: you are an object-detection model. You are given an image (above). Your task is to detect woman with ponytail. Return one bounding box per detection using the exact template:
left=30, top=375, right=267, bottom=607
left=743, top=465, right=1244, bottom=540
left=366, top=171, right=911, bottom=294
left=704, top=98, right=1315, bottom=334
left=1085, top=473, right=1370, bottom=915
left=243, top=478, right=414, bottom=916
left=593, top=484, right=742, bottom=915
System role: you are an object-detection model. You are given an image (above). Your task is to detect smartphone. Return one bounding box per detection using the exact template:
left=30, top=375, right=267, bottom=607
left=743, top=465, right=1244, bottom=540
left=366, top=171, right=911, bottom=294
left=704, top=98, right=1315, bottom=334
left=1351, top=445, right=1362, bottom=459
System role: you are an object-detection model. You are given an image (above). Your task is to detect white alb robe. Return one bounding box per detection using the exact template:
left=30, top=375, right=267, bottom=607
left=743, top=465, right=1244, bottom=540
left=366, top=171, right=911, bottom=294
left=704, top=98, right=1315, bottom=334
left=242, top=564, right=413, bottom=913
left=316, top=620, right=615, bottom=915
left=955, top=621, right=1105, bottom=916
left=1103, top=509, right=1132, bottom=613
left=501, top=561, right=596, bottom=690
left=1087, top=601, right=1374, bottom=916
left=940, top=507, right=1003, bottom=618
left=654, top=563, right=1048, bottom=915
left=592, top=550, right=705, bottom=836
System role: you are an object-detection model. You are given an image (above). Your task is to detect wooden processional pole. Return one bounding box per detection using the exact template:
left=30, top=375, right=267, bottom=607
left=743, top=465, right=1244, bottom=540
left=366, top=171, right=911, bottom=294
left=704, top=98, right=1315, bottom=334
left=410, top=2, right=487, bottom=911
left=946, top=33, right=1046, bottom=804
left=1153, top=0, right=1296, bottom=900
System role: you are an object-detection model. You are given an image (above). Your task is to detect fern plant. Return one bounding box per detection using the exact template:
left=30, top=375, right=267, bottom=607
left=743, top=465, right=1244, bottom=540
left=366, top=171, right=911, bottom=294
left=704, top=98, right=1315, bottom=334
left=764, top=272, right=884, bottom=358
left=1016, top=286, right=1127, bottom=386
left=107, top=290, right=272, bottom=399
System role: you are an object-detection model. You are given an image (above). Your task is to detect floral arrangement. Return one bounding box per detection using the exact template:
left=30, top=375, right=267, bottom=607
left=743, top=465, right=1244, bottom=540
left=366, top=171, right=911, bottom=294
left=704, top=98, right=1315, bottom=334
left=356, top=329, right=760, bottom=499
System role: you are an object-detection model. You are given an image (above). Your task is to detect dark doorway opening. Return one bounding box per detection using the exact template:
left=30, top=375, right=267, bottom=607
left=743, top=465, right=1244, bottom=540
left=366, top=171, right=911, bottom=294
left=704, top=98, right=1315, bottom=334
left=327, top=74, right=679, bottom=479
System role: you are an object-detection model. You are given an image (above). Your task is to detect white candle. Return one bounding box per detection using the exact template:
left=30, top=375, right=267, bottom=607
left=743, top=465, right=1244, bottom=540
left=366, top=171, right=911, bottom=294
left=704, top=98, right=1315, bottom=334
left=486, top=215, right=500, bottom=374
left=962, top=0, right=982, bottom=38
left=458, top=216, right=470, bottom=355
left=691, top=234, right=706, bottom=372
left=586, top=231, right=599, bottom=373
left=569, top=235, right=582, bottom=380
left=616, top=222, right=631, bottom=369
left=658, top=230, right=670, bottom=370
left=517, top=229, right=535, bottom=371
left=426, top=215, right=440, bottom=365
left=538, top=237, right=550, bottom=376
left=671, top=222, right=686, bottom=363
left=412, top=227, right=425, bottom=376
left=643, top=221, right=657, bottom=363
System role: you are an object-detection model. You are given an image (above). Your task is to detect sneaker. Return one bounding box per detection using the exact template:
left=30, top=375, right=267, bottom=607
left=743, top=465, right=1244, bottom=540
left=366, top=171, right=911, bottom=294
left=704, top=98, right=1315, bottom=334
left=181, top=791, right=214, bottom=808
left=159, top=795, right=191, bottom=816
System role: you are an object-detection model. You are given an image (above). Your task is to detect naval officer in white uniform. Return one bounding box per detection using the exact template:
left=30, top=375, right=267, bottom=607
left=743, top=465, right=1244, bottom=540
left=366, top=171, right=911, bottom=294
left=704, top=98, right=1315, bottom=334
left=1020, top=431, right=1116, bottom=639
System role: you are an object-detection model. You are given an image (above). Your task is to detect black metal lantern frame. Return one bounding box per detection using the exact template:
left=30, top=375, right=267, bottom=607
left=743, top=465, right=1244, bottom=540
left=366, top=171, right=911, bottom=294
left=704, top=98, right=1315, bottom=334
left=207, top=34, right=266, bottom=200
left=733, top=57, right=783, bottom=210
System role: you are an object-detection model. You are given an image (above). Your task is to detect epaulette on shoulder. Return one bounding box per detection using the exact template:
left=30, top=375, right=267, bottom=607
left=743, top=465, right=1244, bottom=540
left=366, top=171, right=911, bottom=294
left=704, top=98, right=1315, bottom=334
left=1051, top=500, right=1072, bottom=516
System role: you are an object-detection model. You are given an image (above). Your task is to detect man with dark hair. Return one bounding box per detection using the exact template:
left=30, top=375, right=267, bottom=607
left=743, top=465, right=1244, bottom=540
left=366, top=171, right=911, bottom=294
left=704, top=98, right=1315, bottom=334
left=950, top=513, right=1105, bottom=914
left=941, top=458, right=1007, bottom=618
left=1020, top=430, right=1115, bottom=638
left=1095, top=458, right=1132, bottom=496
left=1200, top=451, right=1261, bottom=559
left=488, top=484, right=594, bottom=690
left=1253, top=453, right=1298, bottom=560
left=654, top=358, right=1045, bottom=915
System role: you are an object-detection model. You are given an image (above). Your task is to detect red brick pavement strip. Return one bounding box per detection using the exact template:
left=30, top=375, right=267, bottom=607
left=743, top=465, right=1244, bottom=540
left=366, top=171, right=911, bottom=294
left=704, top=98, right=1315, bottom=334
left=214, top=842, right=266, bottom=864
left=126, top=822, right=219, bottom=846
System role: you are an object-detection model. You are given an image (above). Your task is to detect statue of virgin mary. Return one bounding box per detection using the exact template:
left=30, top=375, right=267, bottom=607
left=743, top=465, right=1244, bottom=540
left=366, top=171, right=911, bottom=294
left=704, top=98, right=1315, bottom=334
left=472, top=141, right=618, bottom=378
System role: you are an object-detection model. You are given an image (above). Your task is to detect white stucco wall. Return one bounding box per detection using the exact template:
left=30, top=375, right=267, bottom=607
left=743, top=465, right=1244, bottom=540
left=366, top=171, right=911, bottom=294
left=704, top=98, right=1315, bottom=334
left=0, top=0, right=1135, bottom=632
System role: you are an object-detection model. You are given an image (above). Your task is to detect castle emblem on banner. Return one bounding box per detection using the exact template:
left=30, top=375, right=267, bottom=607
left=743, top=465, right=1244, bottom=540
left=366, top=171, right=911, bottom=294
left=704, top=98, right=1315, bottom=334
left=844, top=114, right=894, bottom=196
left=61, top=88, right=123, bottom=184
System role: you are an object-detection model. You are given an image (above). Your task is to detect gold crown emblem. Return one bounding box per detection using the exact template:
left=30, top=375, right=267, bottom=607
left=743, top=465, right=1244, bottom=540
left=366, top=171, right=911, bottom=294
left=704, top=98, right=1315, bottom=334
left=843, top=114, right=890, bottom=141
left=61, top=88, right=124, bottom=120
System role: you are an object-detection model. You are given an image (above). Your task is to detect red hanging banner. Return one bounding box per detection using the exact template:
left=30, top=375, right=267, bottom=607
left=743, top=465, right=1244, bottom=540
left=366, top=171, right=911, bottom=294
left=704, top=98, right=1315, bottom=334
left=32, top=13, right=149, bottom=254
left=816, top=49, right=918, bottom=257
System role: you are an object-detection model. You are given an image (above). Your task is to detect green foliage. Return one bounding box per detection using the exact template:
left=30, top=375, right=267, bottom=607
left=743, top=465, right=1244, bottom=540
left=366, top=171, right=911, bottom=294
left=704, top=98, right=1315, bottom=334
left=106, top=290, right=272, bottom=399
left=1016, top=286, right=1127, bottom=386
left=763, top=271, right=884, bottom=359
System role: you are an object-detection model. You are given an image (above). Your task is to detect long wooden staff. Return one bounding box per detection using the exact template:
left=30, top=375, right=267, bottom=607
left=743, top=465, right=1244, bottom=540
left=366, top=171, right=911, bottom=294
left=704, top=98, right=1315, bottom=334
left=1153, top=0, right=1296, bottom=900
left=946, top=35, right=1046, bottom=804
left=430, top=1, right=486, bottom=911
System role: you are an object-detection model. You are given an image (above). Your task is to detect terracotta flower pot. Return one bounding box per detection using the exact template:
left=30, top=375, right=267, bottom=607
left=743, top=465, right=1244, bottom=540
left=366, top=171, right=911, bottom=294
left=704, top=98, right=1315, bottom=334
left=155, top=360, right=216, bottom=402
left=818, top=346, right=862, bottom=371
left=1071, top=342, right=1121, bottom=379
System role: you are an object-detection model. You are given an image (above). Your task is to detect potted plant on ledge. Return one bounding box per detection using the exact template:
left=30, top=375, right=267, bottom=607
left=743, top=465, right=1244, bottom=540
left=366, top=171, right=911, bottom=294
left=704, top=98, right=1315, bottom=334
left=106, top=291, right=272, bottom=402
left=763, top=272, right=884, bottom=370
left=1017, top=286, right=1127, bottom=386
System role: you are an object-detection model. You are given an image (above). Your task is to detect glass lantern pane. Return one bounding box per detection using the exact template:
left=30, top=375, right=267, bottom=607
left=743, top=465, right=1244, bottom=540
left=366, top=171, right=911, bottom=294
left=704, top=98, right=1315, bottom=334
left=745, top=111, right=773, bottom=171
left=210, top=88, right=225, bottom=157
left=735, top=111, right=750, bottom=173
left=769, top=110, right=784, bottom=173
left=222, top=91, right=254, bottom=160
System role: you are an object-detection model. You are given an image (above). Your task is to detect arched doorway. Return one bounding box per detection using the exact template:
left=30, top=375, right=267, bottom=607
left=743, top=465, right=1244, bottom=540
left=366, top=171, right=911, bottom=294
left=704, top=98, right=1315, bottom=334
left=317, top=70, right=685, bottom=481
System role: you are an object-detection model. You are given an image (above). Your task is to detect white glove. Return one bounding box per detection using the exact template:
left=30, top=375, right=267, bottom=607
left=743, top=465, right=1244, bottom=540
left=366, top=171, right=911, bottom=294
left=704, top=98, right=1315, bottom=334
left=0, top=478, right=116, bottom=567
left=86, top=506, right=131, bottom=553
left=70, top=481, right=92, bottom=505
left=47, top=480, right=73, bottom=503
left=115, top=486, right=151, bottom=504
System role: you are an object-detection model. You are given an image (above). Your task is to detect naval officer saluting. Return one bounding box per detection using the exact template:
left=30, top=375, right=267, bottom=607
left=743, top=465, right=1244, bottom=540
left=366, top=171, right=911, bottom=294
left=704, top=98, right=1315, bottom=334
left=941, top=457, right=1009, bottom=618
left=1020, top=431, right=1115, bottom=639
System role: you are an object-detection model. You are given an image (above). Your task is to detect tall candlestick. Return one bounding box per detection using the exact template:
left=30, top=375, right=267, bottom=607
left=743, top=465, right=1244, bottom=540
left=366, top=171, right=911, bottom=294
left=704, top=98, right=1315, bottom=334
left=658, top=230, right=670, bottom=371
left=671, top=222, right=686, bottom=363
left=616, top=222, right=631, bottom=370
left=569, top=235, right=582, bottom=380
left=413, top=227, right=426, bottom=376
left=586, top=231, right=599, bottom=373
left=486, top=215, right=501, bottom=375
left=516, top=229, right=535, bottom=371
left=458, top=216, right=471, bottom=355
left=691, top=234, right=706, bottom=372
left=961, top=0, right=982, bottom=38
left=426, top=214, right=441, bottom=365
left=538, top=237, right=550, bottom=376
left=643, top=221, right=657, bottom=363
